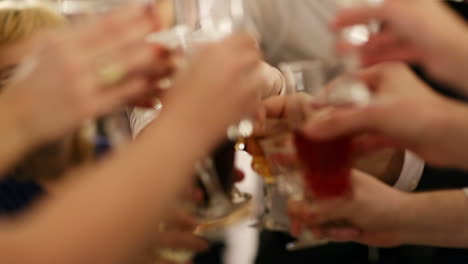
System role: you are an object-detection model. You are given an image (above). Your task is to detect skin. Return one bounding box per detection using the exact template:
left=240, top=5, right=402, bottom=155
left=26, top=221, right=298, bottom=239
left=334, top=0, right=468, bottom=95
left=0, top=4, right=263, bottom=264
left=302, top=63, right=468, bottom=170
left=255, top=93, right=404, bottom=186
left=288, top=170, right=468, bottom=248
left=0, top=4, right=158, bottom=176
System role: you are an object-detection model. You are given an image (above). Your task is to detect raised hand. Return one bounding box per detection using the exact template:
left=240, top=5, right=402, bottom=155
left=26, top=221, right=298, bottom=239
left=1, top=3, right=163, bottom=147
left=302, top=63, right=468, bottom=170
left=333, top=0, right=468, bottom=93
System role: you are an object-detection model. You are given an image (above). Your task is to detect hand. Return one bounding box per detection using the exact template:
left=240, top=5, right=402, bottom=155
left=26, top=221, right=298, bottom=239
left=302, top=63, right=468, bottom=169
left=162, top=33, right=262, bottom=144
left=255, top=93, right=404, bottom=186
left=2, top=3, right=161, bottom=146
left=254, top=93, right=313, bottom=135
left=154, top=210, right=208, bottom=252
left=257, top=62, right=284, bottom=99
left=288, top=169, right=409, bottom=247
left=333, top=0, right=468, bottom=92
left=134, top=210, right=208, bottom=264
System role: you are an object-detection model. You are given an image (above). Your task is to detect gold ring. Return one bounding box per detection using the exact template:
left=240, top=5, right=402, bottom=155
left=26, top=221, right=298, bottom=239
left=96, top=62, right=126, bottom=87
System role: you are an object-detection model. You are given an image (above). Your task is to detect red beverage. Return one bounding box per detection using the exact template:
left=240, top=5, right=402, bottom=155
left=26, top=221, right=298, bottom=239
left=293, top=132, right=352, bottom=199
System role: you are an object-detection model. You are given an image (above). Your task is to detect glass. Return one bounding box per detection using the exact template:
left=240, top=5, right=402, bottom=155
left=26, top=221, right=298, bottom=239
left=279, top=61, right=332, bottom=250
left=277, top=58, right=371, bottom=250
left=249, top=131, right=300, bottom=232
left=152, top=1, right=257, bottom=262
left=327, top=0, right=382, bottom=105
left=178, top=0, right=255, bottom=227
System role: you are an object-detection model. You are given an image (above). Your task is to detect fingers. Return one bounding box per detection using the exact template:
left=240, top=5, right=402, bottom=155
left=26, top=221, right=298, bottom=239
left=361, top=44, right=421, bottom=67
left=332, top=6, right=385, bottom=31
left=301, top=106, right=375, bottom=141
left=237, top=58, right=265, bottom=114
left=263, top=96, right=288, bottom=119
left=288, top=199, right=348, bottom=227
left=288, top=199, right=307, bottom=236
left=361, top=30, right=403, bottom=54
left=156, top=231, right=209, bottom=252
left=320, top=226, right=361, bottom=242
left=351, top=133, right=399, bottom=156
left=97, top=78, right=147, bottom=114
left=73, top=4, right=155, bottom=61
left=258, top=63, right=283, bottom=99
left=336, top=31, right=421, bottom=67
left=221, top=33, right=258, bottom=52
left=164, top=209, right=198, bottom=231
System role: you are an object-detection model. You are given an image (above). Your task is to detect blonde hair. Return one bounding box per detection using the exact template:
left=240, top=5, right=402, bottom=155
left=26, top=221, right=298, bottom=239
left=0, top=2, right=66, bottom=48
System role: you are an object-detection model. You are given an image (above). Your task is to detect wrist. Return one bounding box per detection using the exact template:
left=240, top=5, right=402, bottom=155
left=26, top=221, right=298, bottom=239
left=445, top=31, right=468, bottom=92
left=435, top=99, right=468, bottom=169
left=397, top=190, right=468, bottom=247
left=150, top=100, right=224, bottom=159
left=392, top=192, right=424, bottom=245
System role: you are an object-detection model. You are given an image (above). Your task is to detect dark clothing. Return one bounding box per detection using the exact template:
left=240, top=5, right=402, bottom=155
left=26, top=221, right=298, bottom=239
left=0, top=176, right=43, bottom=215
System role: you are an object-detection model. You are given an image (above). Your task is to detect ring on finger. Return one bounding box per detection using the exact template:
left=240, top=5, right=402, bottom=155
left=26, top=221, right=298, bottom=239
left=96, top=62, right=127, bottom=87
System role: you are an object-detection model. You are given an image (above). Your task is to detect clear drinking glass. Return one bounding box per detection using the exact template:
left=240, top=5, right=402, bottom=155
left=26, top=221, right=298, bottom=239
left=326, top=0, right=382, bottom=104
left=277, top=58, right=371, bottom=251
left=181, top=0, right=256, bottom=228
left=279, top=60, right=332, bottom=250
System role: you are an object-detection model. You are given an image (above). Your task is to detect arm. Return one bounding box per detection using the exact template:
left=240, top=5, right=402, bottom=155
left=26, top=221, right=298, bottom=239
left=0, top=104, right=214, bottom=264
left=0, top=34, right=262, bottom=264
left=303, top=63, right=468, bottom=171
left=289, top=170, right=468, bottom=248
left=398, top=189, right=468, bottom=248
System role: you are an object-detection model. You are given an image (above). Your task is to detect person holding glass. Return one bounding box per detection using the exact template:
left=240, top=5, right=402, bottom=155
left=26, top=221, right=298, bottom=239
left=287, top=0, right=468, bottom=258
left=241, top=0, right=432, bottom=263
left=287, top=62, right=468, bottom=249
left=0, top=0, right=95, bottom=214
left=0, top=2, right=264, bottom=264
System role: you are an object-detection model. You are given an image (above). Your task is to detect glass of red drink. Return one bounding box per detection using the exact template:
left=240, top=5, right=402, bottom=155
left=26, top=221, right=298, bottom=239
left=280, top=60, right=356, bottom=200
left=294, top=132, right=352, bottom=199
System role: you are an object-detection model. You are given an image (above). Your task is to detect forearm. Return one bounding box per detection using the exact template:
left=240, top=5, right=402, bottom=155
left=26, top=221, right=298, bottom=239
left=444, top=29, right=468, bottom=95
left=0, top=96, right=35, bottom=177
left=435, top=99, right=468, bottom=170
left=355, top=148, right=404, bottom=186
left=398, top=190, right=468, bottom=248
left=0, top=107, right=217, bottom=264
